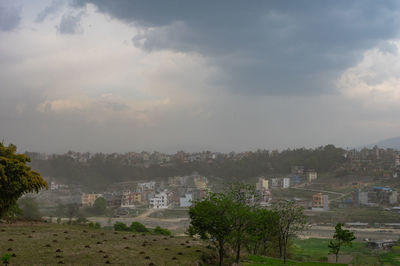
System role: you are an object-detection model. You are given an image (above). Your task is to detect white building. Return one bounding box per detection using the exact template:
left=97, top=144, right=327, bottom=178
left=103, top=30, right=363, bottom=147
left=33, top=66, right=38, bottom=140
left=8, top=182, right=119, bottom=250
left=283, top=178, right=290, bottom=188
left=149, top=192, right=168, bottom=209
left=137, top=181, right=156, bottom=191
left=307, top=171, right=318, bottom=182
left=179, top=193, right=193, bottom=207
left=271, top=178, right=281, bottom=188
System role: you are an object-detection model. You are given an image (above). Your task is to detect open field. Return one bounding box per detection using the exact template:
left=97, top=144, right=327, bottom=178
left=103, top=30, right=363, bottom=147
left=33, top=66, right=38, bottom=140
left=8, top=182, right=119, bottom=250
left=0, top=222, right=210, bottom=265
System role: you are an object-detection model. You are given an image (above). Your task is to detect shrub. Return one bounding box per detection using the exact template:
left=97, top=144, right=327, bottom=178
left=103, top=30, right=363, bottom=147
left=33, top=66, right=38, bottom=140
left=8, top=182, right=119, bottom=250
left=153, top=226, right=171, bottom=236
left=57, top=217, right=61, bottom=224
left=75, top=217, right=88, bottom=225
left=114, top=222, right=130, bottom=232
left=130, top=222, right=148, bottom=232
left=1, top=253, right=11, bottom=264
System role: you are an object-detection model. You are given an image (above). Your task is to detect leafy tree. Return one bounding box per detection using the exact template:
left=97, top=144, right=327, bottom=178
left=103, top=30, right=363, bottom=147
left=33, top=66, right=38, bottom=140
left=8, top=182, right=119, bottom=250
left=189, top=192, right=234, bottom=266
left=153, top=226, right=171, bottom=235
left=328, top=223, right=355, bottom=263
left=130, top=221, right=148, bottom=232
left=114, top=222, right=130, bottom=231
left=226, top=183, right=259, bottom=263
left=2, top=203, right=23, bottom=221
left=273, top=200, right=308, bottom=264
left=245, top=208, right=280, bottom=256
left=92, top=197, right=107, bottom=215
left=0, top=143, right=47, bottom=217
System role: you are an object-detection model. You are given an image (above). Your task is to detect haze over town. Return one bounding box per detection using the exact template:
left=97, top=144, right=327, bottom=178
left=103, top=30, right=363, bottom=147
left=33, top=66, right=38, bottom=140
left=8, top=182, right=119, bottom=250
left=1, top=0, right=400, bottom=153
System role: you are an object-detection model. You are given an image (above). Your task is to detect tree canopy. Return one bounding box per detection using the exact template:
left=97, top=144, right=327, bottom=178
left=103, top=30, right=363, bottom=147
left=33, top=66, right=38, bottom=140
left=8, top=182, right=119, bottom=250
left=0, top=143, right=48, bottom=218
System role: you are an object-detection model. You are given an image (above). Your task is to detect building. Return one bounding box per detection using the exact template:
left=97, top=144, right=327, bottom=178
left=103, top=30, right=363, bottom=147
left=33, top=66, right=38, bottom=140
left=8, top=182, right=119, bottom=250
left=271, top=178, right=281, bottom=188
left=81, top=193, right=102, bottom=206
left=306, top=171, right=318, bottom=182
left=121, top=191, right=142, bottom=208
left=283, top=177, right=290, bottom=188
left=179, top=193, right=193, bottom=207
left=137, top=181, right=156, bottom=191
left=312, top=193, right=329, bottom=211
left=256, top=177, right=269, bottom=190
left=149, top=192, right=168, bottom=209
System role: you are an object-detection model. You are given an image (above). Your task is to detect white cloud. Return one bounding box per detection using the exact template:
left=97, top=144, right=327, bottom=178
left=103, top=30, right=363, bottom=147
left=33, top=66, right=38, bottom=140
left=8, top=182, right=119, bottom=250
left=338, top=40, right=400, bottom=108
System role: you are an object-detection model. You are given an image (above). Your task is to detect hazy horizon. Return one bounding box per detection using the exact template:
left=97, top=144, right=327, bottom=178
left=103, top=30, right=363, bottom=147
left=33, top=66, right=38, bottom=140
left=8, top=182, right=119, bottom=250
left=2, top=0, right=400, bottom=153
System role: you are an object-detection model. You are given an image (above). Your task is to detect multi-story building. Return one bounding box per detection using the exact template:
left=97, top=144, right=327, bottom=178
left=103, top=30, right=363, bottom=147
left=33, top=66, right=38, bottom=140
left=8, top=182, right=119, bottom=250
left=283, top=177, right=290, bottom=188
left=179, top=193, right=193, bottom=207
left=81, top=193, right=102, bottom=206
left=256, top=177, right=269, bottom=190
left=306, top=171, right=318, bottom=182
left=312, top=193, right=329, bottom=211
left=121, top=191, right=142, bottom=208
left=149, top=192, right=168, bottom=209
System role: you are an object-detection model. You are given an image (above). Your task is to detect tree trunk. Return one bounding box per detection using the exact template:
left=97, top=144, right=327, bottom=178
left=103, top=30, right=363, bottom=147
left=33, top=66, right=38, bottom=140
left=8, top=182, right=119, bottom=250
left=335, top=252, right=338, bottom=263
left=218, top=240, right=224, bottom=266
left=236, top=241, right=241, bottom=263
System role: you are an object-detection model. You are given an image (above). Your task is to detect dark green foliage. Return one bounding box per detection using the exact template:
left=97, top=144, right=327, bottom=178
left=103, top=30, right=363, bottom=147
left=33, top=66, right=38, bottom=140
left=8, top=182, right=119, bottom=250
left=328, top=223, right=355, bottom=262
left=28, top=145, right=345, bottom=191
left=114, top=222, right=130, bottom=232
left=189, top=192, right=234, bottom=266
left=153, top=226, right=171, bottom=235
left=3, top=203, right=23, bottom=221
left=0, top=143, right=48, bottom=217
left=1, top=253, right=11, bottom=264
left=273, top=200, right=308, bottom=264
left=130, top=222, right=148, bottom=232
left=92, top=197, right=107, bottom=215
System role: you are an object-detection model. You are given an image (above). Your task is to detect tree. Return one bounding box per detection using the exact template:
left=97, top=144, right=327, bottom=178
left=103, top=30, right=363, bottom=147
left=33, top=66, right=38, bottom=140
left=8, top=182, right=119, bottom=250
left=189, top=192, right=234, bottom=266
left=273, top=200, right=308, bottom=264
left=226, top=183, right=259, bottom=264
left=245, top=208, right=280, bottom=256
left=0, top=143, right=48, bottom=218
left=65, top=203, right=79, bottom=223
left=328, top=223, right=355, bottom=263
left=92, top=197, right=107, bottom=215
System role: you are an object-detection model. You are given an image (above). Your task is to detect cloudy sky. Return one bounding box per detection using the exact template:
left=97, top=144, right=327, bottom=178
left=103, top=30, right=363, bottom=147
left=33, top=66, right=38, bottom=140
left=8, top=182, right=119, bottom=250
left=1, top=0, right=400, bottom=153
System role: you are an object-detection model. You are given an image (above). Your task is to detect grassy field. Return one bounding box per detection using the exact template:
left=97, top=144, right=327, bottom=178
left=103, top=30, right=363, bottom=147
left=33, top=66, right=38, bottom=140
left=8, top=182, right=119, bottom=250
left=244, top=255, right=345, bottom=266
left=0, top=222, right=210, bottom=265
left=292, top=238, right=400, bottom=265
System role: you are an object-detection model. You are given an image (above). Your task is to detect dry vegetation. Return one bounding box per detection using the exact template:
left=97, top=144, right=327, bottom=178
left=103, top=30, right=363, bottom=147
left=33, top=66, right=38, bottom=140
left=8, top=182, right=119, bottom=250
left=0, top=222, right=211, bottom=265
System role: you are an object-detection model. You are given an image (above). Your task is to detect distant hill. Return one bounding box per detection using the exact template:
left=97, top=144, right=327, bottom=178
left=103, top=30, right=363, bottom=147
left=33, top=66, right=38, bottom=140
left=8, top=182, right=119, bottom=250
left=368, top=136, right=400, bottom=150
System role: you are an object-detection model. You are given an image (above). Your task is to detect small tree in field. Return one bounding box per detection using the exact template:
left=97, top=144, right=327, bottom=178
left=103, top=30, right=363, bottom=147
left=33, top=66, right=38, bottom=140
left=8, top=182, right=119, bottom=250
left=328, top=223, right=355, bottom=262
left=0, top=143, right=48, bottom=218
left=189, top=192, right=234, bottom=266
left=273, top=200, right=307, bottom=264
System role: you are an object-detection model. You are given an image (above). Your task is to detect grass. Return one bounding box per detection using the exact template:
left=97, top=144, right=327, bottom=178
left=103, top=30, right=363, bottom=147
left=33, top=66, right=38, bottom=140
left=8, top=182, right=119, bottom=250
left=0, top=222, right=210, bottom=265
left=244, top=255, right=345, bottom=266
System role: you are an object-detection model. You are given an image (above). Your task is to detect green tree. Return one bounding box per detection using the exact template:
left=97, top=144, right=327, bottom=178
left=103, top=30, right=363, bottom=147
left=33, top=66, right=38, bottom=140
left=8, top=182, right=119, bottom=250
left=130, top=221, right=148, bottom=232
left=92, top=197, right=107, bottom=215
left=189, top=192, right=234, bottom=266
left=328, top=223, right=356, bottom=263
left=0, top=143, right=48, bottom=217
left=273, top=200, right=308, bottom=264
left=245, top=208, right=280, bottom=256
left=226, top=183, right=259, bottom=264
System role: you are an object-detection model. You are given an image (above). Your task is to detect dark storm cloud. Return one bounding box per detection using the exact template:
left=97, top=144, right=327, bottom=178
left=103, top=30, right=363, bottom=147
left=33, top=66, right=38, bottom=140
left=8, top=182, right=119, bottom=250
left=57, top=11, right=84, bottom=34
left=0, top=3, right=21, bottom=31
left=36, top=0, right=65, bottom=22
left=70, top=0, right=400, bottom=95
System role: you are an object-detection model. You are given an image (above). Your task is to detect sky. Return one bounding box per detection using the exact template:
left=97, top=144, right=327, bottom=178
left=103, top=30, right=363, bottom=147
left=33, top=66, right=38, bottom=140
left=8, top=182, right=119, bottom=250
left=1, top=0, right=400, bottom=153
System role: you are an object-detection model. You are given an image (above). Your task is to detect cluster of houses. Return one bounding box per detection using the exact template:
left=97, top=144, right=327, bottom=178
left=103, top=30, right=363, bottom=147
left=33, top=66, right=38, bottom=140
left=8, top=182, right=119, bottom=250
left=75, top=173, right=209, bottom=211
left=353, top=186, right=398, bottom=207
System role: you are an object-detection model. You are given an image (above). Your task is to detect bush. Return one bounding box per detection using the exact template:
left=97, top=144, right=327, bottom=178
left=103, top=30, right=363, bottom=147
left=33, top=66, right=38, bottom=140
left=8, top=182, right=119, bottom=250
left=89, top=222, right=101, bottom=229
left=75, top=216, right=88, bottom=225
left=1, top=253, right=11, bottom=264
left=114, top=222, right=130, bottom=231
left=130, top=222, right=148, bottom=232
left=153, top=226, right=171, bottom=236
